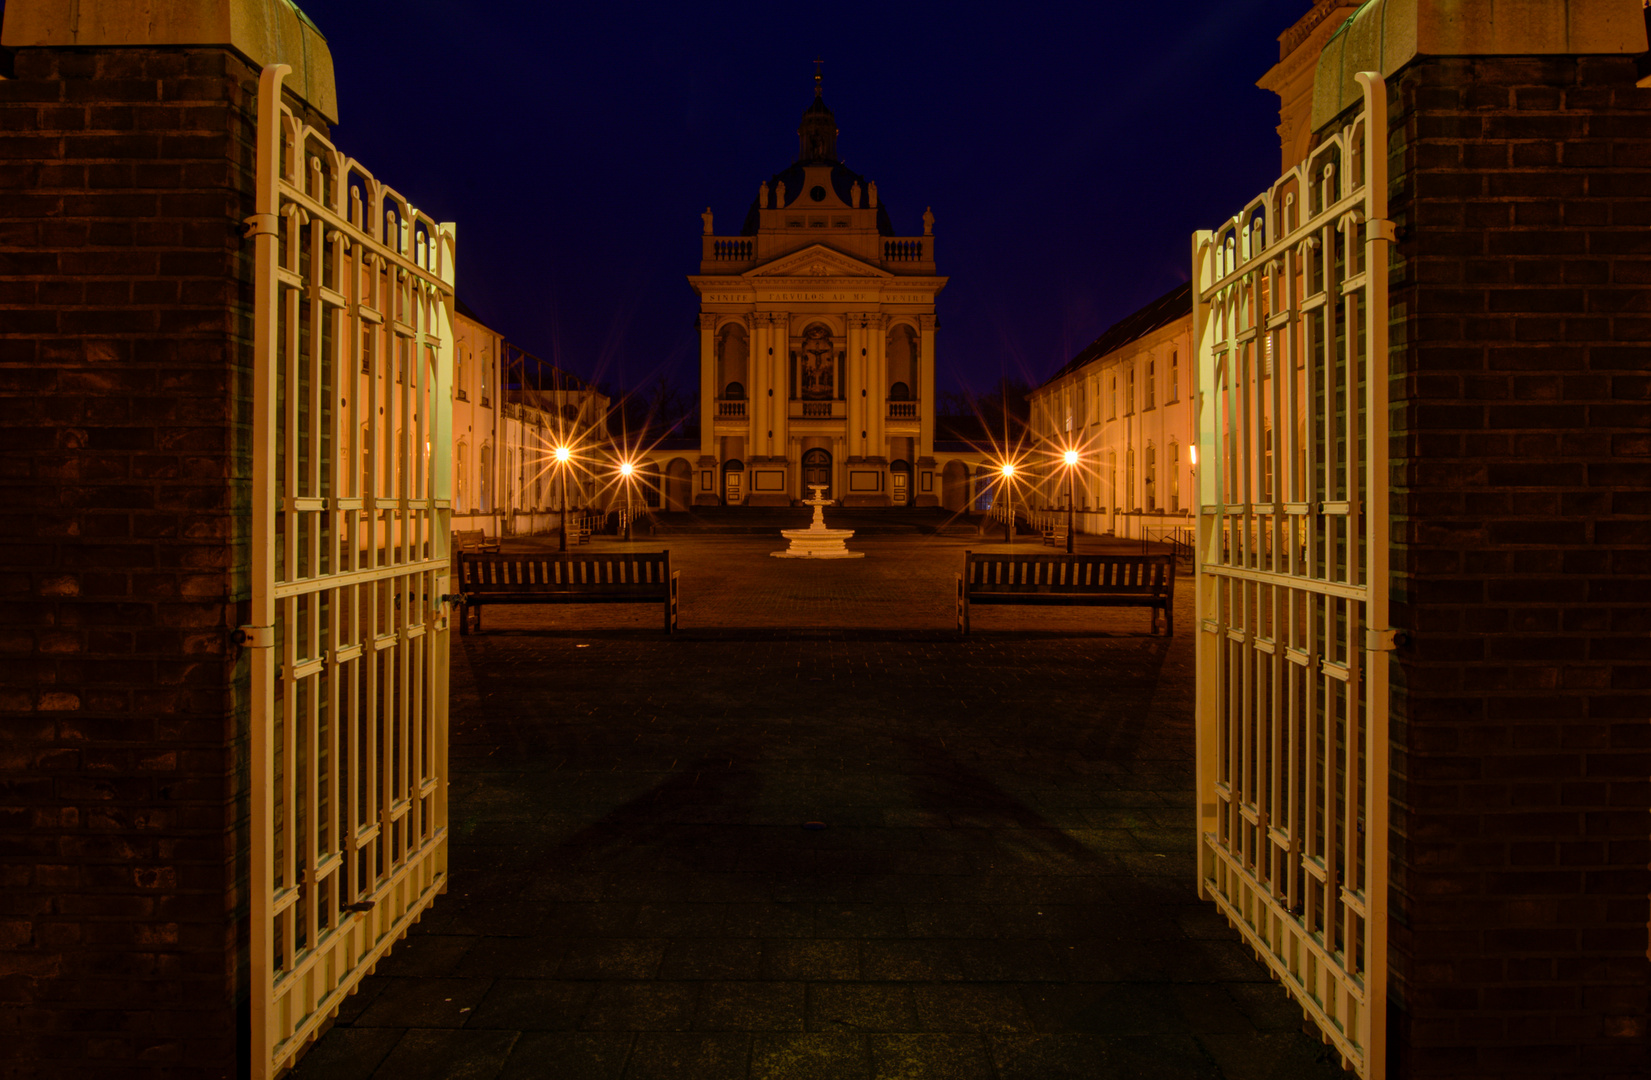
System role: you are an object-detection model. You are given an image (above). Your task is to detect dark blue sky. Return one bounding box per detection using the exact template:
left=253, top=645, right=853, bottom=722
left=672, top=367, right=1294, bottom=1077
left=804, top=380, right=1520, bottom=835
left=298, top=0, right=1308, bottom=399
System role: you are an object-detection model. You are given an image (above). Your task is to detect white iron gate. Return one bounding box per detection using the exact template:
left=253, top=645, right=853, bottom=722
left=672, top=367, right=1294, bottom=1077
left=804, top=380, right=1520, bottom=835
left=245, top=65, right=454, bottom=1079
left=1192, top=73, right=1392, bottom=1077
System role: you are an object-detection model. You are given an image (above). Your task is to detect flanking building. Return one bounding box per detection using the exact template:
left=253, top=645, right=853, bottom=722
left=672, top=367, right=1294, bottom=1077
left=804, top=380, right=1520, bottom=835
left=687, top=75, right=949, bottom=507
left=1027, top=283, right=1196, bottom=541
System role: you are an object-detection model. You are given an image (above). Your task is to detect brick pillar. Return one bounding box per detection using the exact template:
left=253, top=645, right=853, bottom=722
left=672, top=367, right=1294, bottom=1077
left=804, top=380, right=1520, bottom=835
left=1385, top=53, right=1651, bottom=1079
left=0, top=45, right=330, bottom=1078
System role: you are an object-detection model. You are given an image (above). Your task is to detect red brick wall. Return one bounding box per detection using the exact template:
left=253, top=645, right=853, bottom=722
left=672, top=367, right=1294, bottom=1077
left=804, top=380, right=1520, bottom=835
left=1386, top=54, right=1651, bottom=1079
left=0, top=46, right=324, bottom=1078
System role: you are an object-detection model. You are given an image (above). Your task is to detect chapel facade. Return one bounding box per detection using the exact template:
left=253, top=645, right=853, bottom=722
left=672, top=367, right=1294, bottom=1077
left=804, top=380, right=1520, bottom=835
left=689, top=75, right=947, bottom=506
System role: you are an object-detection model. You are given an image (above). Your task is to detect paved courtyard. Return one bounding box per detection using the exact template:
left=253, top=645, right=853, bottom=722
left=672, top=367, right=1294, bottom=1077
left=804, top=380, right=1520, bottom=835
left=290, top=532, right=1347, bottom=1079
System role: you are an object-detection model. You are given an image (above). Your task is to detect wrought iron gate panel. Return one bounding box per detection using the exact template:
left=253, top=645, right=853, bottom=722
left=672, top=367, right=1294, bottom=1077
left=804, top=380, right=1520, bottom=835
left=1192, top=73, right=1391, bottom=1078
left=247, top=65, right=454, bottom=1079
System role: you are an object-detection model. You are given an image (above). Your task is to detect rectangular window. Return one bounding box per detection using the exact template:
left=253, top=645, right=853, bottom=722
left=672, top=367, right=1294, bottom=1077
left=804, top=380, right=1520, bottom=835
left=1125, top=367, right=1134, bottom=415
left=1145, top=359, right=1155, bottom=410
left=1167, top=350, right=1179, bottom=403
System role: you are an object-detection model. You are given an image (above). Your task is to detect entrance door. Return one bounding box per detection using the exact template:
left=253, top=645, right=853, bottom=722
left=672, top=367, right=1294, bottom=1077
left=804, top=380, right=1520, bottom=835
left=247, top=67, right=452, bottom=1080
left=890, top=460, right=911, bottom=506
left=723, top=460, right=744, bottom=504
left=801, top=448, right=831, bottom=498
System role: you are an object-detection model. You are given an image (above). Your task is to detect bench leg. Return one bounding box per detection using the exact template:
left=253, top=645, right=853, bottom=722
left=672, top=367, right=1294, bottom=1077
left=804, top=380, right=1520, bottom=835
left=458, top=600, right=468, bottom=636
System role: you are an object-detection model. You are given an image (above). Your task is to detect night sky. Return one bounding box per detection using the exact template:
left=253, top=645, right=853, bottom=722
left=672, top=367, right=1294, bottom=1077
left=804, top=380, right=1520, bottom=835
left=297, top=0, right=1309, bottom=401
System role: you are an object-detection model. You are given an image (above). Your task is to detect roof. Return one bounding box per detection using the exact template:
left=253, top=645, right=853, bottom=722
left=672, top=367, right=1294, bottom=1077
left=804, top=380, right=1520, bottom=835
left=1042, top=281, right=1192, bottom=386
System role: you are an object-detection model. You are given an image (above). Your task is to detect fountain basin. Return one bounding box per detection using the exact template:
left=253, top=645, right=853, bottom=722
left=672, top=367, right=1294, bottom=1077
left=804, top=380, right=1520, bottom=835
left=771, top=527, right=865, bottom=559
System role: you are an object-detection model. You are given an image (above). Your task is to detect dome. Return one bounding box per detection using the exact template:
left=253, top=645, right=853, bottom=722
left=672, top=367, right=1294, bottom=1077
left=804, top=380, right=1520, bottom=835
left=738, top=76, right=895, bottom=236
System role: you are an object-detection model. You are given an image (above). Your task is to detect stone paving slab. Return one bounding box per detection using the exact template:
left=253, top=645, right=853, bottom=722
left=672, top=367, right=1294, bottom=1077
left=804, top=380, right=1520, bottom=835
left=290, top=534, right=1346, bottom=1079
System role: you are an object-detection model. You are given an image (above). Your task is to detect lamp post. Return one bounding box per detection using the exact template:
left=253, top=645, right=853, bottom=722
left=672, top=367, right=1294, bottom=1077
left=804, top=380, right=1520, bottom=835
left=619, top=460, right=634, bottom=542
left=1063, top=449, right=1078, bottom=554
left=555, top=445, right=571, bottom=552
left=1000, top=462, right=1015, bottom=545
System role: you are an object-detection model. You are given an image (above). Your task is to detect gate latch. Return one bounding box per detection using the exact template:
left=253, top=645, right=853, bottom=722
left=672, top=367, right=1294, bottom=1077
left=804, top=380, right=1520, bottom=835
left=233, top=625, right=275, bottom=649
left=1365, top=627, right=1405, bottom=652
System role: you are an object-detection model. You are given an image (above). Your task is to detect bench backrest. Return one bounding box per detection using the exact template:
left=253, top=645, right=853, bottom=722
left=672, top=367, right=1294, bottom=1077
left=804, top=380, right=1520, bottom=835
left=962, top=551, right=1175, bottom=595
left=455, top=550, right=672, bottom=592
left=453, top=529, right=489, bottom=549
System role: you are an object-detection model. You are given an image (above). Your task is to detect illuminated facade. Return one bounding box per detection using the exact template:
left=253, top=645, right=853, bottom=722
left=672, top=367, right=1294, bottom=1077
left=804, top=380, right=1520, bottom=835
left=1027, top=284, right=1196, bottom=540
left=452, top=304, right=610, bottom=534
left=689, top=75, right=947, bottom=507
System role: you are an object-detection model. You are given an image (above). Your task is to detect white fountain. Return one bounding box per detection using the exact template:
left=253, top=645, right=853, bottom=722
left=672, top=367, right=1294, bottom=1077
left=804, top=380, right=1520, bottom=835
left=771, top=485, right=865, bottom=559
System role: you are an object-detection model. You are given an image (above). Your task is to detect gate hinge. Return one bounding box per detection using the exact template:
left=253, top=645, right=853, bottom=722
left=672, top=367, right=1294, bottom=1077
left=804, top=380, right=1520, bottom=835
left=233, top=624, right=275, bottom=649
left=1365, top=627, right=1405, bottom=652
left=1367, top=218, right=1397, bottom=243
left=243, top=212, right=279, bottom=239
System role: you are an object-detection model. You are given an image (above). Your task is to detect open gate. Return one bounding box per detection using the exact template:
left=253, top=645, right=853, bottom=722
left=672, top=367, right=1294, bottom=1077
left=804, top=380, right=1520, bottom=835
left=1192, top=73, right=1392, bottom=1077
left=245, top=65, right=455, bottom=1078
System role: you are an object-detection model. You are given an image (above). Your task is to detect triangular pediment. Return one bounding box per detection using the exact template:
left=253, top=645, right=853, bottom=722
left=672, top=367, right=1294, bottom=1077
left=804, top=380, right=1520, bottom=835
left=746, top=244, right=889, bottom=279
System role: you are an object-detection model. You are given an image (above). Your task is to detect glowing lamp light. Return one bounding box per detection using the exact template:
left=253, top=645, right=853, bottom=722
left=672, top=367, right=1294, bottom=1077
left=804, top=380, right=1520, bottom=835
left=1000, top=463, right=1015, bottom=478
left=1063, top=449, right=1079, bottom=467
left=1188, top=445, right=1199, bottom=467
left=619, top=461, right=634, bottom=477
left=554, top=446, right=571, bottom=464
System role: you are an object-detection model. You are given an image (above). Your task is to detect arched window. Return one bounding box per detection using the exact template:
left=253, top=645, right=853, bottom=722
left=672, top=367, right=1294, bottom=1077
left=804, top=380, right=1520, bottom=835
left=724, top=381, right=745, bottom=400
left=717, top=324, right=749, bottom=401
left=1125, top=447, right=1135, bottom=511
left=456, top=442, right=468, bottom=513
left=888, top=381, right=911, bottom=401
left=1169, top=441, right=1180, bottom=512
left=1144, top=443, right=1156, bottom=513
left=480, top=443, right=493, bottom=513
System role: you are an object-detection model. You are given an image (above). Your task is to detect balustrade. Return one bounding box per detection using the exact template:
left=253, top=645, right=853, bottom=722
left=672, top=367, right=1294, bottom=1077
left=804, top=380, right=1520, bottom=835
left=716, top=398, right=747, bottom=419
left=883, top=238, right=925, bottom=262
left=788, top=399, right=844, bottom=420
left=708, top=237, right=753, bottom=261
left=887, top=400, right=918, bottom=420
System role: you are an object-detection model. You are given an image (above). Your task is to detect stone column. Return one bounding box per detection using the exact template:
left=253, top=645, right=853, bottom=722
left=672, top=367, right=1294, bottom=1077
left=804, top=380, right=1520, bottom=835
left=844, top=314, right=863, bottom=458
left=695, top=312, right=718, bottom=503
left=771, top=313, right=790, bottom=476
left=916, top=312, right=939, bottom=505
left=868, top=314, right=888, bottom=502
left=749, top=313, right=768, bottom=460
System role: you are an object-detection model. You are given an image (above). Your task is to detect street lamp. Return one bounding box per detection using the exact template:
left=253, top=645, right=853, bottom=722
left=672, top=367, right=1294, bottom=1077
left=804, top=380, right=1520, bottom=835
left=555, top=444, right=571, bottom=552
left=1000, top=462, right=1015, bottom=545
left=1062, top=448, right=1078, bottom=554
left=619, top=460, right=634, bottom=542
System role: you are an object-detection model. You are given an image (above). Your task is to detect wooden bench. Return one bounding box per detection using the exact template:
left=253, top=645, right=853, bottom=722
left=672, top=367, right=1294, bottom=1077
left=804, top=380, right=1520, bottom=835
left=956, top=551, right=1175, bottom=635
left=1041, top=523, right=1069, bottom=547
left=451, top=550, right=678, bottom=634
left=452, top=529, right=500, bottom=553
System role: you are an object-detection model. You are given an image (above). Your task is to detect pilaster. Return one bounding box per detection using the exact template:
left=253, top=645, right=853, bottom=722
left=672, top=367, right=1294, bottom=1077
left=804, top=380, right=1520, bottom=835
left=698, top=312, right=716, bottom=460
left=918, top=312, right=937, bottom=461
left=867, top=313, right=887, bottom=466
left=845, top=314, right=864, bottom=457
left=750, top=314, right=769, bottom=459
left=771, top=313, right=790, bottom=474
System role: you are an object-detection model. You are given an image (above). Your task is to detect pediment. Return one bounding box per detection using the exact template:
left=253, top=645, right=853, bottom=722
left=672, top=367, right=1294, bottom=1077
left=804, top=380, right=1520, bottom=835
left=746, top=244, right=888, bottom=279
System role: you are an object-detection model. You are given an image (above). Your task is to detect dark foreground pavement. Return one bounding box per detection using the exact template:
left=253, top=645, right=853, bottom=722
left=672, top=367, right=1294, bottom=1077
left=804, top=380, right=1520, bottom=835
left=291, top=534, right=1347, bottom=1080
